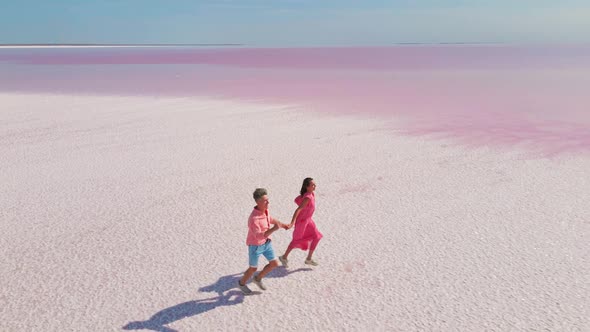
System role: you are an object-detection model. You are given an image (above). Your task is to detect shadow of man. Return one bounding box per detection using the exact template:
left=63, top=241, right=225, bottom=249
left=123, top=268, right=312, bottom=331
left=122, top=291, right=243, bottom=332
left=197, top=273, right=244, bottom=296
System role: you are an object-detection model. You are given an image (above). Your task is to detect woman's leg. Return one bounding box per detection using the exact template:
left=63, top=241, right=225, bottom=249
left=282, top=242, right=295, bottom=259
left=306, top=238, right=321, bottom=260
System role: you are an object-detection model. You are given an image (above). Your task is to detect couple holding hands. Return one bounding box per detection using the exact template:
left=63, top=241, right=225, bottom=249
left=238, top=177, right=323, bottom=295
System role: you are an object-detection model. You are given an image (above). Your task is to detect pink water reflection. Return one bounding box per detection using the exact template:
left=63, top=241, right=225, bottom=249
left=1, top=46, right=589, bottom=155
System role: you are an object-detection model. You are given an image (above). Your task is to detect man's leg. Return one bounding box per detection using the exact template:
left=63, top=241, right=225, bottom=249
left=257, top=242, right=279, bottom=280
left=241, top=245, right=260, bottom=285
left=256, top=259, right=278, bottom=280
left=240, top=267, right=257, bottom=286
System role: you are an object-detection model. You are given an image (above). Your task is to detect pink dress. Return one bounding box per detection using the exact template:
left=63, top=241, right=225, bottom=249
left=289, top=192, right=323, bottom=251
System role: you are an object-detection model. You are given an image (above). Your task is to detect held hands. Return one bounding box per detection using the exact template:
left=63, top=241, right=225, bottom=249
left=272, top=221, right=294, bottom=230
left=276, top=222, right=293, bottom=230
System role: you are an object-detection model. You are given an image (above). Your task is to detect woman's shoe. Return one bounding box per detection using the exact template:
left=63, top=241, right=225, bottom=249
left=305, top=258, right=318, bottom=266
left=279, top=255, right=289, bottom=268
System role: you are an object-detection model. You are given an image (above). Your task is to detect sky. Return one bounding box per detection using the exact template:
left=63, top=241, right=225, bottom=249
left=1, top=0, right=589, bottom=46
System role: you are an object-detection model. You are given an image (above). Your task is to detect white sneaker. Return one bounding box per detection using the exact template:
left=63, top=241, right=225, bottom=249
left=305, top=259, right=318, bottom=266
left=253, top=275, right=267, bottom=290
left=279, top=255, right=289, bottom=268
left=238, top=282, right=253, bottom=295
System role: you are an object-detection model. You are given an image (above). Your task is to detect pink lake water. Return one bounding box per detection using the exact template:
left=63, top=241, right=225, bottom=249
left=1, top=45, right=589, bottom=155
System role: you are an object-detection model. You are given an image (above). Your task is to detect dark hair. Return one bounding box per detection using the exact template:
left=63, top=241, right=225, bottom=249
left=300, top=177, right=314, bottom=196
left=253, top=188, right=268, bottom=201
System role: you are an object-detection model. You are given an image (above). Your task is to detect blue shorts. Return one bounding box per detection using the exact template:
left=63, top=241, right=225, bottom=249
left=248, top=239, right=276, bottom=267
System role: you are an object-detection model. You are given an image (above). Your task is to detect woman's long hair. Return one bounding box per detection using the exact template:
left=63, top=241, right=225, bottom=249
left=300, top=177, right=314, bottom=196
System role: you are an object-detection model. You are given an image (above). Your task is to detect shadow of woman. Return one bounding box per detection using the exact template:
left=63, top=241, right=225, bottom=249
left=123, top=268, right=312, bottom=331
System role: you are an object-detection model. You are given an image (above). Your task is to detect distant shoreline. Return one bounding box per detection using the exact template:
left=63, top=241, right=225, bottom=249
left=0, top=43, right=244, bottom=49
left=0, top=42, right=509, bottom=50
left=3, top=42, right=588, bottom=49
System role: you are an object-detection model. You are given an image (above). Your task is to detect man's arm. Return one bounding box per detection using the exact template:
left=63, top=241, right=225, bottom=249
left=249, top=217, right=265, bottom=239
left=270, top=217, right=288, bottom=230
left=249, top=217, right=280, bottom=239
left=264, top=223, right=280, bottom=237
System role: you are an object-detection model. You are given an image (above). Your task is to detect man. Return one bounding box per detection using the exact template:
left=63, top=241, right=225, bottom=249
left=238, top=188, right=287, bottom=295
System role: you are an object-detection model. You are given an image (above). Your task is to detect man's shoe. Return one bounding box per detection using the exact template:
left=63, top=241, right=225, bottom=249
left=238, top=282, right=253, bottom=295
left=253, top=275, right=267, bottom=290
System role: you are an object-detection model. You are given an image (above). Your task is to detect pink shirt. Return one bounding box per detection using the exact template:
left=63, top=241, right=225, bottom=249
left=246, top=207, right=278, bottom=246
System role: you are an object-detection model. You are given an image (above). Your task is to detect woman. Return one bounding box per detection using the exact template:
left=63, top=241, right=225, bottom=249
left=279, top=177, right=323, bottom=267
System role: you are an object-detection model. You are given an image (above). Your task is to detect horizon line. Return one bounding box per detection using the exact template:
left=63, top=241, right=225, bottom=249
left=0, top=43, right=244, bottom=46
left=0, top=42, right=508, bottom=49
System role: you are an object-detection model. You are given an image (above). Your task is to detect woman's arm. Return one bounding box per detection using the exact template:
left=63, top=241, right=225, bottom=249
left=289, top=197, right=310, bottom=227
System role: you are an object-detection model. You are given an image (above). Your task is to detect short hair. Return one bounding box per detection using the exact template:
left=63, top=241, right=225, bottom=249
left=253, top=188, right=268, bottom=201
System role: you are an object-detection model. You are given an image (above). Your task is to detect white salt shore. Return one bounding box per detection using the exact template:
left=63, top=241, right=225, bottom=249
left=0, top=45, right=174, bottom=48
left=0, top=93, right=588, bottom=331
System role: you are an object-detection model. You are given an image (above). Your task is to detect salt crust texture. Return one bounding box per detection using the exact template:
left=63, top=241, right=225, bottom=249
left=1, top=94, right=588, bottom=331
